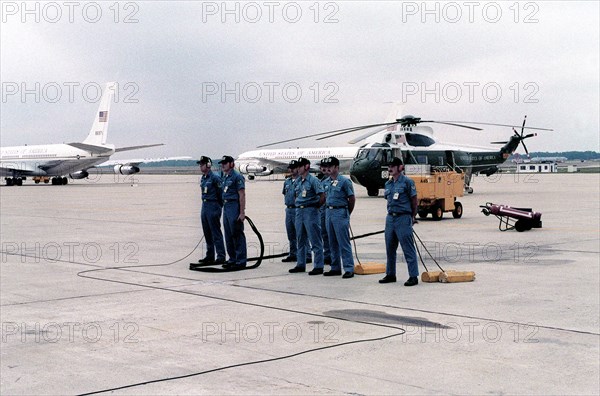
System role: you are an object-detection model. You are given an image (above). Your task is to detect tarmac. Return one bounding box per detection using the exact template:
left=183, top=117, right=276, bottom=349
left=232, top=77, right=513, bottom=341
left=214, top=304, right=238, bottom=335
left=1, top=172, right=598, bottom=395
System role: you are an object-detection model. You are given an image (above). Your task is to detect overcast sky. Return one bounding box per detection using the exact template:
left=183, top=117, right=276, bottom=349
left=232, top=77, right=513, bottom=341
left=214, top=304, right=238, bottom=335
left=1, top=1, right=598, bottom=160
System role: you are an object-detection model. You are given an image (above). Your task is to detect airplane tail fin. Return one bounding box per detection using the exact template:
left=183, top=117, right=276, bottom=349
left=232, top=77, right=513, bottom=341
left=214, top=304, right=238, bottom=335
left=82, top=82, right=116, bottom=146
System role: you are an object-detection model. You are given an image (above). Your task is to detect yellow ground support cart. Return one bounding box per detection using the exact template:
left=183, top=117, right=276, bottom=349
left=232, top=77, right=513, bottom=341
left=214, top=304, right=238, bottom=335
left=406, top=166, right=464, bottom=220
left=33, top=176, right=51, bottom=184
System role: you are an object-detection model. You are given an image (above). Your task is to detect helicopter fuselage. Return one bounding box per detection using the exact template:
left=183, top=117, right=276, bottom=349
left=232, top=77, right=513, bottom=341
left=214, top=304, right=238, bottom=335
left=349, top=133, right=520, bottom=196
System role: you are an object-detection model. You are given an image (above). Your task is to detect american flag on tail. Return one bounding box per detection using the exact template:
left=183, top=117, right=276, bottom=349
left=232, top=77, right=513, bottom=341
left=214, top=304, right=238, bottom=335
left=99, top=111, right=108, bottom=122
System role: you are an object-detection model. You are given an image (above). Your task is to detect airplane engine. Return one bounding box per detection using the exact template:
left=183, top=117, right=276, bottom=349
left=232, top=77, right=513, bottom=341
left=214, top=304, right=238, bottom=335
left=239, top=163, right=272, bottom=176
left=69, top=170, right=89, bottom=179
left=114, top=165, right=140, bottom=175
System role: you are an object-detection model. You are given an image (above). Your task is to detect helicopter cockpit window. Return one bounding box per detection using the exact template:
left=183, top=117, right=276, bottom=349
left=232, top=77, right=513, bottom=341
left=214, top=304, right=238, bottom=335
left=355, top=149, right=374, bottom=160
left=405, top=133, right=435, bottom=147
left=380, top=149, right=392, bottom=164
left=355, top=149, right=370, bottom=160
left=355, top=144, right=392, bottom=163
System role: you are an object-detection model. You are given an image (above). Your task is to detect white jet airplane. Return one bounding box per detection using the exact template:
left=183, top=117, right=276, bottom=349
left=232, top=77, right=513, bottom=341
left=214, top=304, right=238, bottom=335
left=234, top=104, right=404, bottom=179
left=236, top=146, right=359, bottom=179
left=1, top=82, right=189, bottom=186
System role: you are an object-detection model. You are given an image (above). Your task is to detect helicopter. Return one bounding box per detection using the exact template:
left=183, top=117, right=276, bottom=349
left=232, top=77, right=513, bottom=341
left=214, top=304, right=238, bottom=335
left=345, top=115, right=553, bottom=195
left=252, top=113, right=552, bottom=196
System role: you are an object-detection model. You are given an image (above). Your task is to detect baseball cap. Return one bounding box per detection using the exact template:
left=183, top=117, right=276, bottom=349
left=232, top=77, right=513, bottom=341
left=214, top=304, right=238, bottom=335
left=388, top=157, right=404, bottom=167
left=287, top=159, right=299, bottom=169
left=323, top=156, right=340, bottom=166
left=196, top=156, right=212, bottom=165
left=297, top=157, right=310, bottom=167
left=218, top=155, right=235, bottom=164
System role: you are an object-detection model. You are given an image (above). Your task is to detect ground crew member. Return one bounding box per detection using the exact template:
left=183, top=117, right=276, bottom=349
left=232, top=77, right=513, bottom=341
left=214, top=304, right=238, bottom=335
left=322, top=156, right=356, bottom=278
left=379, top=157, right=419, bottom=286
left=197, top=156, right=226, bottom=264
left=318, top=159, right=332, bottom=265
left=289, top=157, right=325, bottom=275
left=219, top=155, right=247, bottom=269
left=282, top=160, right=311, bottom=264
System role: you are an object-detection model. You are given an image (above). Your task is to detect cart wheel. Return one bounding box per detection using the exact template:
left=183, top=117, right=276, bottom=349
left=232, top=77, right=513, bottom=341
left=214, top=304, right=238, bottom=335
left=452, top=202, right=463, bottom=219
left=515, top=220, right=528, bottom=232
left=418, top=210, right=428, bottom=219
left=431, top=206, right=443, bottom=221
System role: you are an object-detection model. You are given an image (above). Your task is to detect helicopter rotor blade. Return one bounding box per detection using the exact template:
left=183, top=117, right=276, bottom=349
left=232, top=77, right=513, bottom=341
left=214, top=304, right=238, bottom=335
left=256, top=121, right=399, bottom=148
left=521, top=115, right=528, bottom=137
left=521, top=140, right=530, bottom=156
left=347, top=125, right=394, bottom=144
left=446, top=121, right=553, bottom=131
left=316, top=122, right=399, bottom=141
left=421, top=121, right=483, bottom=131
left=256, top=115, right=551, bottom=149
left=310, top=118, right=484, bottom=144
left=490, top=141, right=509, bottom=144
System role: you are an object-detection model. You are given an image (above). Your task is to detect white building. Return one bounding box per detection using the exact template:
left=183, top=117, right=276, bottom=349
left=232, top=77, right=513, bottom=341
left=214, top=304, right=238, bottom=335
left=516, top=162, right=558, bottom=173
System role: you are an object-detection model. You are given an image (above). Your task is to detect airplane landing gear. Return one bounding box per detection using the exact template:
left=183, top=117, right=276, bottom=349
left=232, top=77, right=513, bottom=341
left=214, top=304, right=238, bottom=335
left=51, top=177, right=68, bottom=185
left=4, top=177, right=23, bottom=186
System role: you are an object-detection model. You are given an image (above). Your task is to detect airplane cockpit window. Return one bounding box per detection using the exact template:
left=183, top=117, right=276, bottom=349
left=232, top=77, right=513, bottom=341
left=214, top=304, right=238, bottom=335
left=405, top=133, right=435, bottom=147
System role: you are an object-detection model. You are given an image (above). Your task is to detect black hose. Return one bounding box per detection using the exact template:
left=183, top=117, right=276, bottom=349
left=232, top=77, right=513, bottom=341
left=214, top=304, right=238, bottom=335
left=413, top=229, right=445, bottom=272
left=191, top=216, right=266, bottom=272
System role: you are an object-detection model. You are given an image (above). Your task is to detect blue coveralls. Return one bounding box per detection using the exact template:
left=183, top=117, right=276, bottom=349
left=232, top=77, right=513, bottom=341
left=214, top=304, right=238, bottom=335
left=282, top=176, right=310, bottom=260
left=222, top=170, right=247, bottom=266
left=319, top=175, right=331, bottom=263
left=200, top=171, right=226, bottom=262
left=325, top=175, right=355, bottom=273
left=384, top=175, right=419, bottom=278
left=295, top=174, right=324, bottom=270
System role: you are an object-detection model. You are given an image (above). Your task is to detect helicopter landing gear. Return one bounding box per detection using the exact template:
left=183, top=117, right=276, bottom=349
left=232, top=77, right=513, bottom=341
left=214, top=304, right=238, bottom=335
left=367, top=187, right=379, bottom=197
left=464, top=169, right=474, bottom=194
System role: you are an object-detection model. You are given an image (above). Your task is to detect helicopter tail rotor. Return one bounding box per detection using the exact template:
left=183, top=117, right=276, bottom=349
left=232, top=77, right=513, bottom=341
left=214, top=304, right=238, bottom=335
left=513, top=116, right=539, bottom=157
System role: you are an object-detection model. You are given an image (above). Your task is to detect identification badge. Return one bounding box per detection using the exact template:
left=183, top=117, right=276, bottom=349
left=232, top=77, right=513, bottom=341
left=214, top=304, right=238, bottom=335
left=203, top=187, right=207, bottom=194
left=302, top=189, right=307, bottom=198
left=224, top=186, right=228, bottom=193
left=333, top=180, right=338, bottom=187
left=393, top=192, right=399, bottom=200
